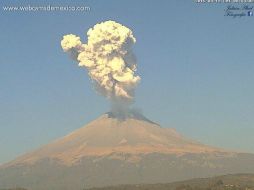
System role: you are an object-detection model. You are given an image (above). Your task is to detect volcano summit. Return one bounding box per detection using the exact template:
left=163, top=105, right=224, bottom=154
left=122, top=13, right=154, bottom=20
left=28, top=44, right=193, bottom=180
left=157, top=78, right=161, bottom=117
left=1, top=20, right=253, bottom=190
left=1, top=113, right=254, bottom=190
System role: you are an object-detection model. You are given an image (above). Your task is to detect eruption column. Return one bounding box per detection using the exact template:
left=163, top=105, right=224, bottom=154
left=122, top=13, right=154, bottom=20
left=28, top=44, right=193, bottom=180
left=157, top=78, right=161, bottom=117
left=61, top=21, right=141, bottom=117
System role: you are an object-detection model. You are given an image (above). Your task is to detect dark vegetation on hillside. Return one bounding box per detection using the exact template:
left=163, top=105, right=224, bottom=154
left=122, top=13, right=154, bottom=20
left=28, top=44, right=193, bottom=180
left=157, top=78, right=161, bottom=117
left=86, top=174, right=254, bottom=190
left=0, top=188, right=28, bottom=190
left=1, top=174, right=254, bottom=190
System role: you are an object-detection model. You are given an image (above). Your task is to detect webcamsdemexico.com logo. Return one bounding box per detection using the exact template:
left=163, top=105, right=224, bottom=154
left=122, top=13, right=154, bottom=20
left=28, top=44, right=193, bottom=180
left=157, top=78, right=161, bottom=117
left=2, top=4, right=91, bottom=12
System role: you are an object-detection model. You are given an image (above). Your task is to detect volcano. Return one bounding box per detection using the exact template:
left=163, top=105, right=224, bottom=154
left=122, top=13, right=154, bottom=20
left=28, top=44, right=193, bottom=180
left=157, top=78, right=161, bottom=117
left=1, top=113, right=254, bottom=190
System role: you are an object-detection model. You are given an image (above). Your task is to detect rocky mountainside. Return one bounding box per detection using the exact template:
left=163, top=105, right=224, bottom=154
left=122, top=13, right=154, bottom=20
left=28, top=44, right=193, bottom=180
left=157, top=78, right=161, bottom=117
left=1, top=113, right=254, bottom=190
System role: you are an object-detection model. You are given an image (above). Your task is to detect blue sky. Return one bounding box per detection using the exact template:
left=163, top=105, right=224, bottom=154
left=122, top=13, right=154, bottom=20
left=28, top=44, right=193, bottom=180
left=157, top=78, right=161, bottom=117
left=0, top=0, right=254, bottom=164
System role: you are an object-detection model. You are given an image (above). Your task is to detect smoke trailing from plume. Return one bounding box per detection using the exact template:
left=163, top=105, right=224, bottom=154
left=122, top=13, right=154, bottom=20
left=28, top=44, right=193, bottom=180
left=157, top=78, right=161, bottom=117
left=61, top=21, right=140, bottom=117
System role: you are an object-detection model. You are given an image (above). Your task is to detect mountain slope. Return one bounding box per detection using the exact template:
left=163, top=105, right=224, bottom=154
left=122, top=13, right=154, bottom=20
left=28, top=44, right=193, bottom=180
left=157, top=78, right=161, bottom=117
left=1, top=113, right=254, bottom=190
left=4, top=113, right=222, bottom=167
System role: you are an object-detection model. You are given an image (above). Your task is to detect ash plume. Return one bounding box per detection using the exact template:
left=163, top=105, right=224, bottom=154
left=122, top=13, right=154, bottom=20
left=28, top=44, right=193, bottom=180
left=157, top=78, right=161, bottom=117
left=61, top=21, right=141, bottom=117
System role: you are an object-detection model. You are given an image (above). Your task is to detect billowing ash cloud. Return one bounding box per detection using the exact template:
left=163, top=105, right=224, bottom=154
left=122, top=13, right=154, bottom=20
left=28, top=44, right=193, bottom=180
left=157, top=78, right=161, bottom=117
left=61, top=21, right=141, bottom=116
